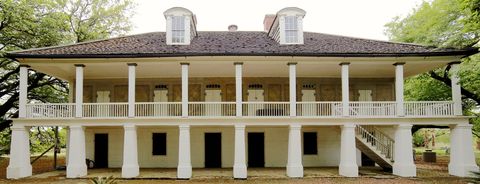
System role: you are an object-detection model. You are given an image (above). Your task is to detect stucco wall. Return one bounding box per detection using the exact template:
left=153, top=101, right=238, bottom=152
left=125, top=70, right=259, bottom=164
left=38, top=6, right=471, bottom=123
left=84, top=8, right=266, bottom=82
left=84, top=126, right=343, bottom=168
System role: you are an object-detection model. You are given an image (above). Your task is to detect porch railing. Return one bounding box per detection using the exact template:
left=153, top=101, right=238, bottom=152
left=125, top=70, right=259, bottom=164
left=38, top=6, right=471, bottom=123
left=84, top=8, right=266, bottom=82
left=83, top=103, right=128, bottom=118
left=135, top=102, right=182, bottom=117
left=404, top=101, right=454, bottom=117
left=296, top=102, right=342, bottom=117
left=188, top=102, right=236, bottom=117
left=242, top=102, right=290, bottom=117
left=22, top=101, right=456, bottom=118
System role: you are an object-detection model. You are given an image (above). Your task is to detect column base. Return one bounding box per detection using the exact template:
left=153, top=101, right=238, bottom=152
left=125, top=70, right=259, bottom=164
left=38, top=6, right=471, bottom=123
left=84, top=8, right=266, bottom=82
left=233, top=164, right=247, bottom=179
left=177, top=165, right=192, bottom=179
left=339, top=164, right=358, bottom=177
left=122, top=164, right=140, bottom=178
left=449, top=164, right=480, bottom=177
left=393, top=163, right=416, bottom=177
left=286, top=164, right=303, bottom=178
left=66, top=164, right=87, bottom=178
left=7, top=165, right=32, bottom=179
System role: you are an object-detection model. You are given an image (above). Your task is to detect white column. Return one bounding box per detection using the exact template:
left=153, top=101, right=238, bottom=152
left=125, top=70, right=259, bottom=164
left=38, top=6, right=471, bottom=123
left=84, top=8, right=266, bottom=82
left=450, top=62, right=462, bottom=116
left=288, top=62, right=297, bottom=117
left=181, top=63, right=189, bottom=117
left=6, top=125, right=32, bottom=179
left=18, top=65, right=29, bottom=118
left=393, top=124, right=416, bottom=177
left=66, top=125, right=87, bottom=178
left=128, top=63, right=137, bottom=118
left=177, top=124, right=192, bottom=179
left=449, top=124, right=479, bottom=177
left=65, top=127, right=70, bottom=166
left=287, top=124, right=303, bottom=177
left=75, top=64, right=85, bottom=118
left=233, top=124, right=247, bottom=179
left=340, top=63, right=350, bottom=117
left=339, top=124, right=358, bottom=177
left=394, top=62, right=405, bottom=116
left=122, top=123, right=139, bottom=178
left=235, top=62, right=243, bottom=117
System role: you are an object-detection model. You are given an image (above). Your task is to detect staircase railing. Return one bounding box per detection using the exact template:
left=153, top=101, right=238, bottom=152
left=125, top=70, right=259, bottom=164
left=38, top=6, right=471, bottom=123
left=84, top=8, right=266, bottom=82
left=355, top=125, right=394, bottom=162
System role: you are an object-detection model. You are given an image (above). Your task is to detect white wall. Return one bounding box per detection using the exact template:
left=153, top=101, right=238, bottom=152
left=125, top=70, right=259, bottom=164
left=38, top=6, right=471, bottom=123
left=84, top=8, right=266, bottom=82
left=84, top=125, right=343, bottom=168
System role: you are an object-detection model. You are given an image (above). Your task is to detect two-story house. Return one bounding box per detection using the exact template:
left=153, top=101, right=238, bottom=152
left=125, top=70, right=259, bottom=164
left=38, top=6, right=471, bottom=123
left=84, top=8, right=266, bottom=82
left=6, top=7, right=479, bottom=179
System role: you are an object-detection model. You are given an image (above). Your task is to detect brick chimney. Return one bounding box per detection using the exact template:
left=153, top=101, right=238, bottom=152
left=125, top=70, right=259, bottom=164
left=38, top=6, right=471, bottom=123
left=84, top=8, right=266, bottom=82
left=263, top=14, right=276, bottom=32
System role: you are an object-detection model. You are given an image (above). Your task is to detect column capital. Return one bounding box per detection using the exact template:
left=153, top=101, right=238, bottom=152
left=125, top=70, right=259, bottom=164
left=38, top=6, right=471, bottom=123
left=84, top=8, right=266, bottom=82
left=289, top=124, right=302, bottom=129
left=123, top=123, right=136, bottom=130
left=10, top=124, right=27, bottom=131
left=74, top=64, right=85, bottom=67
left=451, top=123, right=473, bottom=129
left=234, top=62, right=243, bottom=65
left=179, top=124, right=190, bottom=130
left=69, top=125, right=84, bottom=130
left=339, top=62, right=350, bottom=66
left=19, top=64, right=31, bottom=68
left=287, top=62, right=297, bottom=65
left=342, top=124, right=356, bottom=128
left=396, top=124, right=413, bottom=129
left=234, top=124, right=246, bottom=129
left=127, top=63, right=137, bottom=66
left=393, top=62, right=406, bottom=66
left=180, top=62, right=190, bottom=66
left=448, top=61, right=461, bottom=65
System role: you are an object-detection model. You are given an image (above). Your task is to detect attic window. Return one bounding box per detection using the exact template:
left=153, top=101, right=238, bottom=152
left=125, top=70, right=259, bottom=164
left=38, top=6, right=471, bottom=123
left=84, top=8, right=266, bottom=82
left=172, top=16, right=186, bottom=43
left=284, top=16, right=298, bottom=43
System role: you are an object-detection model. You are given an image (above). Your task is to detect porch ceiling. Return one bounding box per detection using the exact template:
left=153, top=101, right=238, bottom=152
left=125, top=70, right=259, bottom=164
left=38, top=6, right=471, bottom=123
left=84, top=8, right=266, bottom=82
left=22, top=56, right=459, bottom=81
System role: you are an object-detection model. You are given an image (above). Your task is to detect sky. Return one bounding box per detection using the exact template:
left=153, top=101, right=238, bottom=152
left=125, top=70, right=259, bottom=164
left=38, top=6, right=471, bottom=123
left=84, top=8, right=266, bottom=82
left=131, top=0, right=423, bottom=41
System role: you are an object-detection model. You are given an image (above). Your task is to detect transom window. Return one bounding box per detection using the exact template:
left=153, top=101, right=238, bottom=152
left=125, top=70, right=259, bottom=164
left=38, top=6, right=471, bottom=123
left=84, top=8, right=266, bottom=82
left=172, top=16, right=186, bottom=43
left=284, top=16, right=298, bottom=43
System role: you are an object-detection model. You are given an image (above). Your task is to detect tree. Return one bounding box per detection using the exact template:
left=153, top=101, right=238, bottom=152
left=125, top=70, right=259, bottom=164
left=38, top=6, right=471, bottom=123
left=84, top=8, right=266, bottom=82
left=385, top=0, right=480, bottom=135
left=0, top=0, right=134, bottom=153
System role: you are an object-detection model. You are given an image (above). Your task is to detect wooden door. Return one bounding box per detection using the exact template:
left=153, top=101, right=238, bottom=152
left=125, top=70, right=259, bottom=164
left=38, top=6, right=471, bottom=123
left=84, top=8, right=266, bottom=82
left=301, top=89, right=316, bottom=116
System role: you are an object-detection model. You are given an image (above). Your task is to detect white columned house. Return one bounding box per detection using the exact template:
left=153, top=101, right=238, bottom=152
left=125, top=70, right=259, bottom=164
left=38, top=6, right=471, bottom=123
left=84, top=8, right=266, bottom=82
left=6, top=6, right=479, bottom=180
left=6, top=125, right=32, bottom=179
left=233, top=124, right=247, bottom=179
left=393, top=124, right=416, bottom=177
left=66, top=125, right=87, bottom=178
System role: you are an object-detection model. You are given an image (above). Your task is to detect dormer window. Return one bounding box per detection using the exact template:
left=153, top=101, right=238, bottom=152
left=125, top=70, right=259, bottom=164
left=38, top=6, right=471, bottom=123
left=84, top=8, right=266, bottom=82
left=172, top=16, right=186, bottom=43
left=164, top=7, right=197, bottom=45
left=266, top=7, right=306, bottom=45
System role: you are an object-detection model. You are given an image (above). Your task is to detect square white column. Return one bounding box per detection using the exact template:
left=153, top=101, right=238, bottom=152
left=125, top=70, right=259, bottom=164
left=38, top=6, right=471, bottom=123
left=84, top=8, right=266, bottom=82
left=339, top=124, right=358, bottom=177
left=177, top=124, right=192, bottom=179
left=287, top=124, right=303, bottom=177
left=450, top=62, right=463, bottom=116
left=234, top=62, right=243, bottom=117
left=18, top=65, right=30, bottom=118
left=122, top=123, right=139, bottom=178
left=181, top=63, right=189, bottom=117
left=6, top=125, right=32, bottom=179
left=74, top=64, right=85, bottom=118
left=233, top=124, right=247, bottom=179
left=288, top=62, right=297, bottom=117
left=449, top=124, right=479, bottom=177
left=66, top=125, right=87, bottom=178
left=394, top=62, right=405, bottom=116
left=127, top=63, right=137, bottom=118
left=393, top=124, right=416, bottom=177
left=340, top=63, right=350, bottom=117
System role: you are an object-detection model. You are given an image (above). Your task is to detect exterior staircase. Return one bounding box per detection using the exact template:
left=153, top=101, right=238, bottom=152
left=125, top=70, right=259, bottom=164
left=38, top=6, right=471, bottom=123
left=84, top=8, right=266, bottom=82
left=355, top=125, right=394, bottom=170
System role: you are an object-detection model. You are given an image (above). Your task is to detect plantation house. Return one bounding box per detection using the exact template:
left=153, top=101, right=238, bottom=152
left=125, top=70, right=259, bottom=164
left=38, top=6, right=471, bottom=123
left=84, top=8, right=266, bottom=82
left=6, top=7, right=479, bottom=179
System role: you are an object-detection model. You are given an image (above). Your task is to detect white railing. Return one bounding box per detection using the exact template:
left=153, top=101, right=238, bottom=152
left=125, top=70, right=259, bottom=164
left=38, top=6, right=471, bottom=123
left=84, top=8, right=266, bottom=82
left=404, top=101, right=454, bottom=117
left=355, top=125, right=394, bottom=162
left=83, top=103, right=128, bottom=118
left=188, top=102, right=236, bottom=117
left=349, top=102, right=397, bottom=117
left=296, top=102, right=342, bottom=117
left=242, top=102, right=290, bottom=117
left=135, top=102, right=182, bottom=117
left=25, top=103, right=75, bottom=118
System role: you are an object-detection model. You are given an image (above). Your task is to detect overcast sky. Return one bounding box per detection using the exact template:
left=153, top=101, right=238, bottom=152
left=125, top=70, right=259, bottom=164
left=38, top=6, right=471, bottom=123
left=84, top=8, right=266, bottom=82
left=131, top=0, right=423, bottom=41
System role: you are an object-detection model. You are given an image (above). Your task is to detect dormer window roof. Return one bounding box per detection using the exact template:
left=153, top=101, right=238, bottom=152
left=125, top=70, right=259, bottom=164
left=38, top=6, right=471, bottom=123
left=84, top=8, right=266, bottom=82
left=163, top=7, right=197, bottom=45
left=267, top=7, right=306, bottom=45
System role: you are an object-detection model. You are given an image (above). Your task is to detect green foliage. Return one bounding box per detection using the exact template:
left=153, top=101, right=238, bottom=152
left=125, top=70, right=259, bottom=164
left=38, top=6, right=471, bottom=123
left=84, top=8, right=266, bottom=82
left=413, top=130, right=425, bottom=147
left=89, top=176, right=117, bottom=184
left=404, top=74, right=451, bottom=101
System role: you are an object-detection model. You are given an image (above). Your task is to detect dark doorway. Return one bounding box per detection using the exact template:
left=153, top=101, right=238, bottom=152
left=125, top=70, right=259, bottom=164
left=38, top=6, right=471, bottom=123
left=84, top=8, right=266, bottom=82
left=94, top=133, right=108, bottom=168
left=205, top=133, right=222, bottom=168
left=248, top=132, right=264, bottom=167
